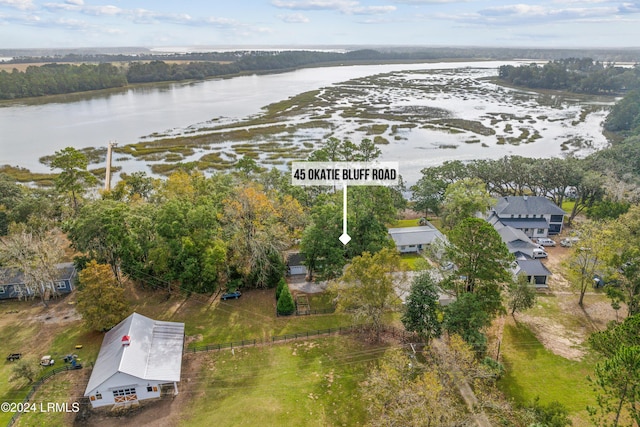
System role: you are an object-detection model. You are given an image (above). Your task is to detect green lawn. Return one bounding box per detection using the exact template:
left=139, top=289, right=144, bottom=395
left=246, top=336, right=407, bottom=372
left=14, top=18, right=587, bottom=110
left=400, top=253, right=429, bottom=271
left=388, top=219, right=420, bottom=228
left=182, top=335, right=386, bottom=426
left=498, top=321, right=597, bottom=426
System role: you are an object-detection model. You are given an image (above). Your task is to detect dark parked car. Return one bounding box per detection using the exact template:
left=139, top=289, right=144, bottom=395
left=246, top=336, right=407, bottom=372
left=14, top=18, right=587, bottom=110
left=6, top=353, right=21, bottom=361
left=221, top=290, right=242, bottom=300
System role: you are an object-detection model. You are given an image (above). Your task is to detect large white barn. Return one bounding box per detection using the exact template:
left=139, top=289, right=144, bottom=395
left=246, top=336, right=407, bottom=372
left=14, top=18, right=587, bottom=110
left=84, top=312, right=185, bottom=408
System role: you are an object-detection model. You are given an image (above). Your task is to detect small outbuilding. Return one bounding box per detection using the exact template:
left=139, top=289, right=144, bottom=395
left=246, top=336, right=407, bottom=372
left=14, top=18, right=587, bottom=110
left=84, top=312, right=185, bottom=408
left=514, top=259, right=552, bottom=288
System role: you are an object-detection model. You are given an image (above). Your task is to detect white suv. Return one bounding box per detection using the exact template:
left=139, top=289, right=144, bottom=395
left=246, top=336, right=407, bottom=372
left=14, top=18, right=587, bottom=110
left=536, top=238, right=556, bottom=247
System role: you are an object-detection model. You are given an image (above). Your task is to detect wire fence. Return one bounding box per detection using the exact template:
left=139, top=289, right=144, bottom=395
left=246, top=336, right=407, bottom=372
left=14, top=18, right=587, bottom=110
left=188, top=324, right=411, bottom=354
left=7, top=363, right=91, bottom=427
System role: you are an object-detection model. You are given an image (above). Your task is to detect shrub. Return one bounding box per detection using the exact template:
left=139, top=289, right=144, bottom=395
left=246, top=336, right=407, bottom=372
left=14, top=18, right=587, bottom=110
left=275, top=277, right=287, bottom=300
left=277, top=285, right=295, bottom=316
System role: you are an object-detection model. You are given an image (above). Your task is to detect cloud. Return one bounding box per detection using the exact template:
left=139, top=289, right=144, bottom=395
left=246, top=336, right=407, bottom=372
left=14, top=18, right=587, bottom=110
left=0, top=0, right=35, bottom=10
left=271, top=0, right=358, bottom=10
left=65, top=0, right=83, bottom=5
left=271, top=0, right=396, bottom=15
left=350, top=5, right=396, bottom=14
left=393, top=0, right=467, bottom=3
left=278, top=13, right=310, bottom=22
left=439, top=2, right=626, bottom=26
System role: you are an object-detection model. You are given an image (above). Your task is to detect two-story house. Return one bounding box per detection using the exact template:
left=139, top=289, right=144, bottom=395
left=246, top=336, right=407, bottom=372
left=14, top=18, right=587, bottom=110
left=491, top=195, right=566, bottom=238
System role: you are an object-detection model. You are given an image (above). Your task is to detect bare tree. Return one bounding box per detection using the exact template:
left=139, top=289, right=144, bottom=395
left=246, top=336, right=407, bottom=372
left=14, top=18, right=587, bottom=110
left=0, top=226, right=63, bottom=306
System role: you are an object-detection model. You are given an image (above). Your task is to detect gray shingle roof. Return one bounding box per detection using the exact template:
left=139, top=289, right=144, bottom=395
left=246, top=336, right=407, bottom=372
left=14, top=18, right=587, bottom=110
left=388, top=226, right=445, bottom=247
left=494, top=196, right=566, bottom=216
left=84, top=312, right=185, bottom=396
left=499, top=217, right=549, bottom=229
left=516, top=259, right=552, bottom=277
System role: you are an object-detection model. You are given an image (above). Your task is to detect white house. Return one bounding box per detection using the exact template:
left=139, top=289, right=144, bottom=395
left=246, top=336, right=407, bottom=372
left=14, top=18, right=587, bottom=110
left=491, top=196, right=566, bottom=237
left=388, top=224, right=445, bottom=254
left=84, top=312, right=185, bottom=408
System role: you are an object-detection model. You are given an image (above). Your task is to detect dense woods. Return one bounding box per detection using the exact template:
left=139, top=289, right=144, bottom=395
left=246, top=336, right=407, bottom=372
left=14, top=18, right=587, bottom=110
left=498, top=58, right=640, bottom=95
left=0, top=62, right=126, bottom=99
left=3, top=48, right=640, bottom=100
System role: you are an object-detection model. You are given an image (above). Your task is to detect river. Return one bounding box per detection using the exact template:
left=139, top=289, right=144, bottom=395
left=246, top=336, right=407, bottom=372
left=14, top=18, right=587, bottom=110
left=0, top=60, right=612, bottom=183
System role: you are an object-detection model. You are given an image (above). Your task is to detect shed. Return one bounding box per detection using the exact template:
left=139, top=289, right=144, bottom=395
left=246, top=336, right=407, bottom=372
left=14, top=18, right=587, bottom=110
left=84, top=312, right=185, bottom=408
left=514, top=259, right=552, bottom=288
left=286, top=252, right=307, bottom=276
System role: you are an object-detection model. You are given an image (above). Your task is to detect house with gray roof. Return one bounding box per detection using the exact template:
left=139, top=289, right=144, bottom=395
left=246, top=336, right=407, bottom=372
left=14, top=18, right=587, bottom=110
left=514, top=259, right=552, bottom=288
left=0, top=263, right=76, bottom=301
left=84, top=312, right=185, bottom=408
left=492, top=195, right=566, bottom=237
left=388, top=223, right=445, bottom=254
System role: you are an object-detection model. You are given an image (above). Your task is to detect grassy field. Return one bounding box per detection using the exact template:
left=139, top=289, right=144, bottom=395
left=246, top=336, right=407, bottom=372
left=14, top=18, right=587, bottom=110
left=182, top=336, right=387, bottom=427
left=400, top=253, right=428, bottom=271
left=498, top=321, right=597, bottom=426
left=1, top=283, right=358, bottom=426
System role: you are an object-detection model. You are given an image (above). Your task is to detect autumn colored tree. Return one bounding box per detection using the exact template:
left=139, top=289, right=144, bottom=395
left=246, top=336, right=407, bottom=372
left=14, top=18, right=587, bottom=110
left=362, top=348, right=464, bottom=426
left=223, top=183, right=305, bottom=287
left=76, top=260, right=130, bottom=331
left=331, top=248, right=403, bottom=341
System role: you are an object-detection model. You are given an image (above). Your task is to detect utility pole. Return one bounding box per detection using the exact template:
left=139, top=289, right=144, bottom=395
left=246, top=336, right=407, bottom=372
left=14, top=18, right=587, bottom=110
left=105, top=141, right=117, bottom=191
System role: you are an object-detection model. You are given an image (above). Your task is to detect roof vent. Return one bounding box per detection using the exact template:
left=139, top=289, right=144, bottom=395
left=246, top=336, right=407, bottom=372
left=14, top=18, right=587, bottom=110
left=122, top=335, right=131, bottom=346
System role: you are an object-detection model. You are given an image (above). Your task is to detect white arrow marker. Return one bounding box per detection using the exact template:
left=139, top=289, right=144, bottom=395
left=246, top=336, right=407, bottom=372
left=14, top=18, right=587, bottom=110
left=339, top=183, right=351, bottom=245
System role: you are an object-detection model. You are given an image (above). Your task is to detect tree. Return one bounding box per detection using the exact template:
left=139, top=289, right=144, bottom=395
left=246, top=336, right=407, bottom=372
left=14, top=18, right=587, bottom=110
left=362, top=348, right=464, bottom=427
left=607, top=205, right=640, bottom=317
left=410, top=174, right=446, bottom=217
left=49, top=147, right=97, bottom=213
left=508, top=275, right=537, bottom=316
left=331, top=248, right=403, bottom=341
left=275, top=277, right=287, bottom=300
left=276, top=284, right=295, bottom=315
left=223, top=183, right=304, bottom=287
left=441, top=177, right=494, bottom=229
left=588, top=314, right=640, bottom=359
left=443, top=293, right=492, bottom=353
left=565, top=220, right=611, bottom=307
left=0, top=226, right=63, bottom=306
left=64, top=199, right=137, bottom=282
left=76, top=260, right=130, bottom=331
left=445, top=217, right=513, bottom=295
left=588, top=346, right=640, bottom=427
left=300, top=199, right=345, bottom=281
left=9, top=358, right=38, bottom=385
left=401, top=271, right=442, bottom=342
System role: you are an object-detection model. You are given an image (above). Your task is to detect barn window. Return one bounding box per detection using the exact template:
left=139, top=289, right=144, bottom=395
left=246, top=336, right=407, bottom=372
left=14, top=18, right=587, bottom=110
left=56, top=281, right=66, bottom=290
left=0, top=286, right=5, bottom=294
left=147, top=386, right=153, bottom=392
left=95, top=393, right=102, bottom=400
left=112, top=387, right=136, bottom=397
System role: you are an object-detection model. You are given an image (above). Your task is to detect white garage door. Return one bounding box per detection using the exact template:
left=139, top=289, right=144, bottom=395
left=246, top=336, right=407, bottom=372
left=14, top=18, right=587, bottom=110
left=289, top=265, right=307, bottom=275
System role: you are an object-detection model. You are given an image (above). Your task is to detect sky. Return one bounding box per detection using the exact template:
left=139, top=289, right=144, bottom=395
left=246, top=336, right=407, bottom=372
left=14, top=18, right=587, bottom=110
left=1, top=0, right=639, bottom=49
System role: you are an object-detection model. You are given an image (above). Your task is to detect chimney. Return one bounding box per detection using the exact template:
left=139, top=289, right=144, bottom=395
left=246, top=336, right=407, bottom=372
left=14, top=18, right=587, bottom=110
left=122, top=335, right=131, bottom=346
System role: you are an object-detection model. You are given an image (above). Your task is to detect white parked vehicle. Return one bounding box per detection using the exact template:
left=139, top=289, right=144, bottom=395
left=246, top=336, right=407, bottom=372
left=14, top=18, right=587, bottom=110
left=40, top=355, right=55, bottom=366
left=560, top=237, right=580, bottom=247
left=536, top=238, right=556, bottom=247
left=532, top=248, right=548, bottom=259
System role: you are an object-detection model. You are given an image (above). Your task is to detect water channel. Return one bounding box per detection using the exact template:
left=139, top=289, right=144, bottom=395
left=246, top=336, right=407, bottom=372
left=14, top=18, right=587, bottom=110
left=0, top=60, right=612, bottom=184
